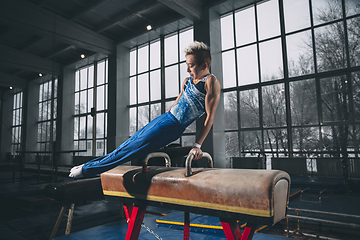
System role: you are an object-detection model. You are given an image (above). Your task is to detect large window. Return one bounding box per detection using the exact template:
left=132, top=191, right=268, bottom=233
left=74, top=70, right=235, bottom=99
left=129, top=40, right=162, bottom=135
left=221, top=0, right=360, bottom=166
left=12, top=91, right=23, bottom=155
left=129, top=27, right=194, bottom=146
left=38, top=79, right=57, bottom=152
left=74, top=59, right=108, bottom=156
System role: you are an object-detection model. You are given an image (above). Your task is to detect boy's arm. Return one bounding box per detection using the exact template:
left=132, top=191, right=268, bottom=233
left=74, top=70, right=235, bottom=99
left=189, top=75, right=221, bottom=160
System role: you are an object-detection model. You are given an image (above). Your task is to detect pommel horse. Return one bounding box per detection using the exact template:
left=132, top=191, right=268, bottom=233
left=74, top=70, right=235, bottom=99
left=101, top=152, right=291, bottom=240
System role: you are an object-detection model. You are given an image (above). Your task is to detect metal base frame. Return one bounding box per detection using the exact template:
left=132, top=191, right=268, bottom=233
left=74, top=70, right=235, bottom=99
left=122, top=204, right=256, bottom=240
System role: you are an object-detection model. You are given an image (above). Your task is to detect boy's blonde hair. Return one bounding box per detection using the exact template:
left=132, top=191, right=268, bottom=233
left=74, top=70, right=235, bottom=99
left=184, top=41, right=211, bottom=67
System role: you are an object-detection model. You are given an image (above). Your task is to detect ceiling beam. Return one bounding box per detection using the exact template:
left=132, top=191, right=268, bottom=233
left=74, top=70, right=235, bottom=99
left=118, top=22, right=137, bottom=32
left=36, top=0, right=49, bottom=6
left=0, top=27, right=15, bottom=39
left=70, top=0, right=108, bottom=21
left=136, top=13, right=155, bottom=24
left=20, top=35, right=44, bottom=51
left=0, top=44, right=62, bottom=75
left=96, top=1, right=158, bottom=33
left=0, top=71, right=28, bottom=89
left=0, top=0, right=115, bottom=55
left=45, top=45, right=76, bottom=59
left=157, top=0, right=202, bottom=22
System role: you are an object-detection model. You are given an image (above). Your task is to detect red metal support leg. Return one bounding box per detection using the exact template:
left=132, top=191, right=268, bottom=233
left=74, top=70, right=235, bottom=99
left=220, top=218, right=242, bottom=240
left=123, top=202, right=133, bottom=224
left=240, top=224, right=255, bottom=240
left=183, top=212, right=190, bottom=240
left=123, top=203, right=147, bottom=240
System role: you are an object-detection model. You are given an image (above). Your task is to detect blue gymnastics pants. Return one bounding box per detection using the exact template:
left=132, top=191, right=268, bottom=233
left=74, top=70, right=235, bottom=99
left=81, top=111, right=186, bottom=177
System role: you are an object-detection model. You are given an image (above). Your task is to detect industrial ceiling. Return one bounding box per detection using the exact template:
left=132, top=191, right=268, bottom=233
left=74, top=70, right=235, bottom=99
left=0, top=0, right=258, bottom=91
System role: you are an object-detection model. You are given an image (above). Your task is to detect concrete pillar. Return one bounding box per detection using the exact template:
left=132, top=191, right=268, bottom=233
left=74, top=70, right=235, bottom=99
left=193, top=8, right=213, bottom=162
left=116, top=45, right=130, bottom=150
left=0, top=90, right=13, bottom=160
left=107, top=53, right=117, bottom=153
left=0, top=90, right=3, bottom=158
left=193, top=8, right=226, bottom=168
left=209, top=8, right=226, bottom=168
left=61, top=66, right=76, bottom=165
left=25, top=80, right=40, bottom=162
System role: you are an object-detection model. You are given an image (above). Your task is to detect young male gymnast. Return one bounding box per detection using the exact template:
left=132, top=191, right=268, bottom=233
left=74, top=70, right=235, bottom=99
left=69, top=41, right=221, bottom=178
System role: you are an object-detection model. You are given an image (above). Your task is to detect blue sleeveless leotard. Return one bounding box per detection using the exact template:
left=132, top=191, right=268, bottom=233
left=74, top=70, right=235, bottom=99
left=170, top=74, right=213, bottom=127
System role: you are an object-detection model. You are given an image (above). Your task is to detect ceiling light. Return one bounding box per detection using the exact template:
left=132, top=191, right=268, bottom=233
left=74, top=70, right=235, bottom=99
left=39, top=73, right=42, bottom=77
left=146, top=25, right=152, bottom=31
left=81, top=54, right=85, bottom=59
left=9, top=86, right=12, bottom=90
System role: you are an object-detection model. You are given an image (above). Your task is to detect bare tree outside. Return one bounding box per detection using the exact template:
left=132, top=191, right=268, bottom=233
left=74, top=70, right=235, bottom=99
left=313, top=1, right=359, bottom=159
left=290, top=79, right=319, bottom=155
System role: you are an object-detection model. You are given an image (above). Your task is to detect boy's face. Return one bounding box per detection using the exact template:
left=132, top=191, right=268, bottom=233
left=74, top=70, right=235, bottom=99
left=186, top=54, right=206, bottom=80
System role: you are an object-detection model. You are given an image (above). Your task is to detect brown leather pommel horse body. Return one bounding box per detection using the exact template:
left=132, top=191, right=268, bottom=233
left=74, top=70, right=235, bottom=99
left=101, top=152, right=291, bottom=240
